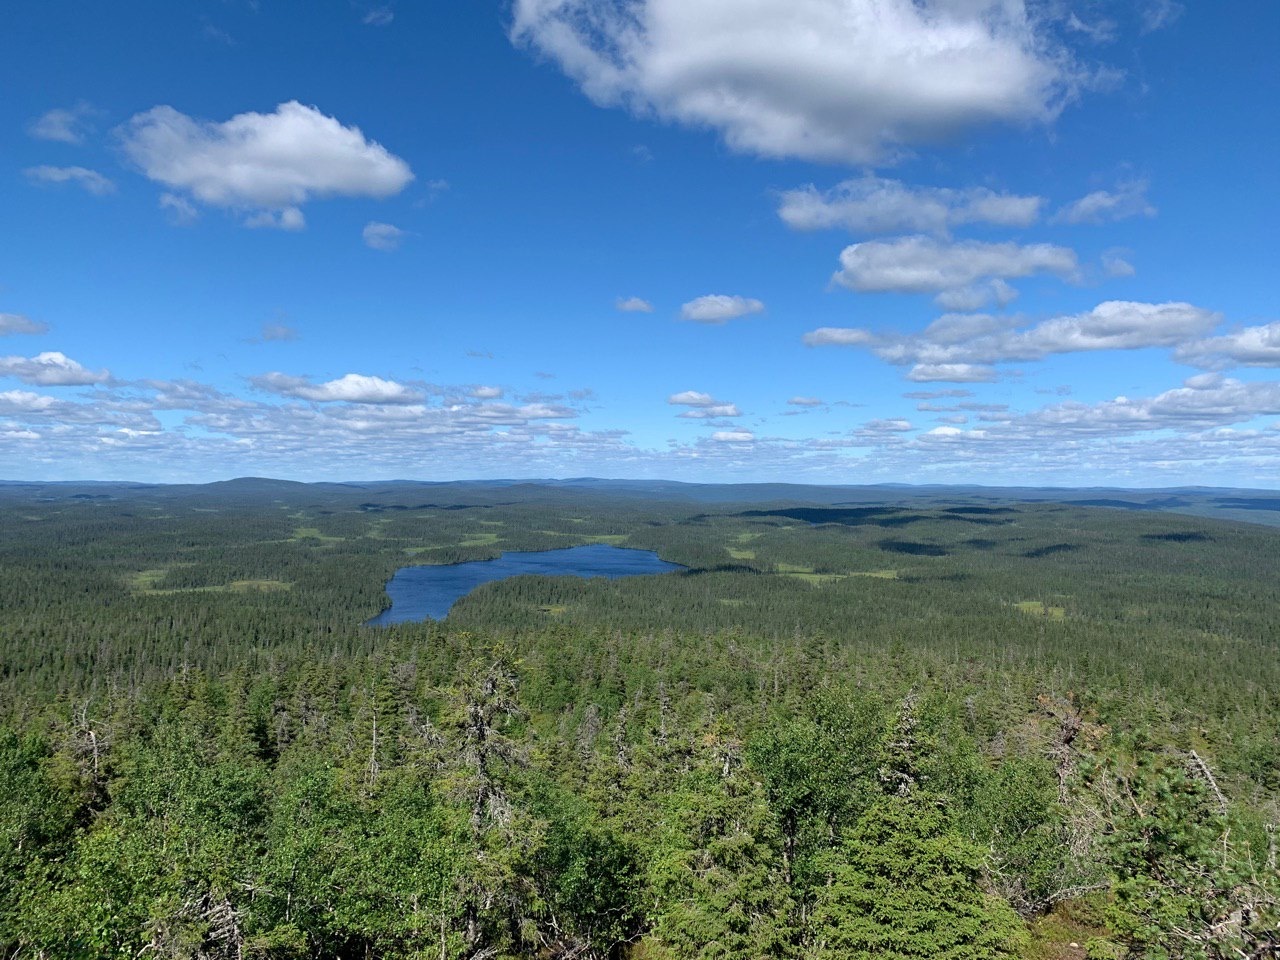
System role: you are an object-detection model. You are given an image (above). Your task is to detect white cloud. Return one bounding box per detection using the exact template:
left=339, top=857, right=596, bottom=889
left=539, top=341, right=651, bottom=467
left=119, top=101, right=414, bottom=228
left=904, top=389, right=973, bottom=400
left=252, top=372, right=424, bottom=404
left=803, top=327, right=878, bottom=348
left=787, top=396, right=824, bottom=407
left=1024, top=377, right=1280, bottom=435
left=779, top=375, right=1280, bottom=483
left=245, top=208, right=306, bottom=231
left=0, top=390, right=58, bottom=414
left=668, top=390, right=716, bottom=406
left=419, top=179, right=451, bottom=203
left=1101, top=248, right=1136, bottom=278
left=363, top=6, right=394, bottom=25
left=27, top=104, right=96, bottom=144
left=778, top=176, right=1043, bottom=236
left=616, top=296, right=654, bottom=313
left=1052, top=180, right=1156, bottom=225
left=0, top=374, right=622, bottom=481
left=833, top=236, right=1079, bottom=307
left=862, top=418, right=914, bottom=432
left=805, top=300, right=1222, bottom=380
left=471, top=385, right=505, bottom=399
left=0, top=314, right=49, bottom=337
left=253, top=323, right=300, bottom=343
left=0, top=352, right=110, bottom=386
left=1065, top=13, right=1117, bottom=44
left=24, top=166, right=116, bottom=196
left=907, top=363, right=999, bottom=383
left=1176, top=322, right=1280, bottom=370
left=669, top=390, right=740, bottom=418
left=1005, top=301, right=1219, bottom=354
left=160, top=193, right=200, bottom=226
left=1141, top=0, right=1183, bottom=33
left=935, top=278, right=1019, bottom=312
left=363, top=221, right=407, bottom=250
left=6, top=367, right=1280, bottom=486
left=680, top=295, right=765, bottom=324
left=680, top=404, right=741, bottom=419
left=510, top=0, right=1076, bottom=165
left=142, top=379, right=249, bottom=412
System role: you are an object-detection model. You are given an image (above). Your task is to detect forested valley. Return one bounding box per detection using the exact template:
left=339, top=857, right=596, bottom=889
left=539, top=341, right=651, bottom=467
left=1, top=479, right=1277, bottom=959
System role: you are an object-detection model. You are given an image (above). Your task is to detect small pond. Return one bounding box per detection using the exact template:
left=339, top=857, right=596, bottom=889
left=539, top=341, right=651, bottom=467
left=366, top=544, right=686, bottom=625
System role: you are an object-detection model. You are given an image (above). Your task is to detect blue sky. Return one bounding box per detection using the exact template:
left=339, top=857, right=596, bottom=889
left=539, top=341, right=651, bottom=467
left=2, top=0, right=1277, bottom=485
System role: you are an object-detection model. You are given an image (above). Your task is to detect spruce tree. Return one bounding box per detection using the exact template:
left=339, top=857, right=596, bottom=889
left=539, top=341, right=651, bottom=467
left=807, top=694, right=1028, bottom=959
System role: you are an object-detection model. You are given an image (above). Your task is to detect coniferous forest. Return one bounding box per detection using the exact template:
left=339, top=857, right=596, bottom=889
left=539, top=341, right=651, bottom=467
left=1, top=479, right=1277, bottom=959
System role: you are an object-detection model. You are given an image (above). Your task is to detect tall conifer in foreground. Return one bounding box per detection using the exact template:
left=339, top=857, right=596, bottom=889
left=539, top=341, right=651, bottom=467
left=807, top=694, right=1028, bottom=959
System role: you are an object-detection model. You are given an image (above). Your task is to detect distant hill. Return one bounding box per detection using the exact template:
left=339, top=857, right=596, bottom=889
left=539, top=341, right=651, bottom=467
left=2, top=477, right=1279, bottom=526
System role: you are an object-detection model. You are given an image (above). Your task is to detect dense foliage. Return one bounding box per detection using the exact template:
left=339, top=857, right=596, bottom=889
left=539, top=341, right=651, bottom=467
left=1, top=480, right=1276, bottom=958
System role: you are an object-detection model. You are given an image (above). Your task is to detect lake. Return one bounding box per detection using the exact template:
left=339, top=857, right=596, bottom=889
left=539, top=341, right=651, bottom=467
left=366, top=543, right=686, bottom=624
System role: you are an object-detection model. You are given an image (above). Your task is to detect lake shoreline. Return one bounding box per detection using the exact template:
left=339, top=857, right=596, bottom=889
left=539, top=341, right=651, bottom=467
left=367, top=544, right=686, bottom=625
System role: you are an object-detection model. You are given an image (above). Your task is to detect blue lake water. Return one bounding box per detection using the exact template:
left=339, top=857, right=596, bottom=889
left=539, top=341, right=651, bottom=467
left=366, top=544, right=686, bottom=625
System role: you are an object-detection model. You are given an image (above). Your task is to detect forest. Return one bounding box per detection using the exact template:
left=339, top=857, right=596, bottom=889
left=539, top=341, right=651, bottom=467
left=1, top=478, right=1277, bottom=959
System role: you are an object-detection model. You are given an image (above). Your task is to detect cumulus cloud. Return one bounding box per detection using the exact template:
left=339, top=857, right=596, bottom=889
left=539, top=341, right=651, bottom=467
left=1024, top=376, right=1280, bottom=435
left=141, top=379, right=250, bottom=412
left=833, top=236, right=1079, bottom=308
left=1176, top=322, right=1280, bottom=370
left=616, top=296, right=654, bottom=313
left=245, top=208, right=306, bottom=231
left=363, top=221, right=408, bottom=250
left=27, top=103, right=96, bottom=144
left=0, top=390, right=57, bottom=414
left=251, top=372, right=425, bottom=404
left=907, top=364, right=999, bottom=383
left=1101, top=248, right=1136, bottom=278
left=805, top=301, right=1222, bottom=380
left=826, top=375, right=1280, bottom=482
left=23, top=165, right=116, bottom=196
left=0, top=371, right=623, bottom=481
left=510, top=0, right=1077, bottom=164
left=0, top=351, right=110, bottom=386
left=935, top=279, right=1020, bottom=312
left=119, top=101, right=414, bottom=228
left=668, top=390, right=715, bottom=406
left=1052, top=180, right=1157, bottom=225
left=1003, top=301, right=1218, bottom=354
left=5, top=367, right=1280, bottom=486
left=803, top=327, right=878, bottom=348
left=680, top=295, right=765, bottom=324
left=680, top=405, right=741, bottom=419
left=778, top=176, right=1043, bottom=236
left=471, top=385, right=505, bottom=399
left=862, top=418, right=914, bottom=432
left=904, top=389, right=974, bottom=400
left=787, top=396, right=825, bottom=407
left=0, top=314, right=49, bottom=337
left=668, top=390, right=740, bottom=418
